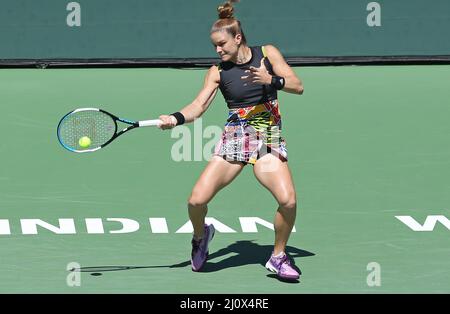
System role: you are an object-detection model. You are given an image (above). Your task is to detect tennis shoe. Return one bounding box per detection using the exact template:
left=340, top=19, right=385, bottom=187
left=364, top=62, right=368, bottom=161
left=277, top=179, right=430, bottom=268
left=265, top=252, right=300, bottom=280
left=191, top=224, right=215, bottom=271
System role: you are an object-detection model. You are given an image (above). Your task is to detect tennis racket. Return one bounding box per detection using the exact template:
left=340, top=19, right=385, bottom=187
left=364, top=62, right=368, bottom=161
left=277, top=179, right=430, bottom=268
left=57, top=108, right=162, bottom=153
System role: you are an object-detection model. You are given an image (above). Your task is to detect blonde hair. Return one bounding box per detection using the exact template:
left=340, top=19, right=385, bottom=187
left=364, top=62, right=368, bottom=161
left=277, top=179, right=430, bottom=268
left=210, top=0, right=247, bottom=44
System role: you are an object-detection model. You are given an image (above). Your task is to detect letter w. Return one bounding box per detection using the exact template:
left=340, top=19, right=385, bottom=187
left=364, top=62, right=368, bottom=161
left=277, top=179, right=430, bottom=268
left=395, top=215, right=450, bottom=231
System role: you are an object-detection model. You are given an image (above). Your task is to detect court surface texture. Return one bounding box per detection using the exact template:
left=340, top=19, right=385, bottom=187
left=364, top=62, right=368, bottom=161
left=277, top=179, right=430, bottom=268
left=0, top=65, right=449, bottom=293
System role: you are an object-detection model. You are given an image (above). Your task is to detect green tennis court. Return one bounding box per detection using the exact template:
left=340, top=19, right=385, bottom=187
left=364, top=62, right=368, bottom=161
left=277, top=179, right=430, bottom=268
left=1, top=65, right=449, bottom=293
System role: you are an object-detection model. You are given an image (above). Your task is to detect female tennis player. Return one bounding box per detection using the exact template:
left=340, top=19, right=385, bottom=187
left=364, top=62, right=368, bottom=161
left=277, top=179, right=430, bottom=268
left=158, top=0, right=304, bottom=280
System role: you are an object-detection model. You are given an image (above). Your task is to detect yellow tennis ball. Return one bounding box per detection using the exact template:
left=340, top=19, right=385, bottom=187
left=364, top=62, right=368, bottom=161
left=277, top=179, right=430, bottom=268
left=79, top=136, right=91, bottom=148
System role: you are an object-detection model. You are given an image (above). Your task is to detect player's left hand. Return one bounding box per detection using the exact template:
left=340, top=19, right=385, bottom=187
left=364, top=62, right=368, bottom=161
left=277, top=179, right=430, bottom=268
left=241, top=58, right=272, bottom=85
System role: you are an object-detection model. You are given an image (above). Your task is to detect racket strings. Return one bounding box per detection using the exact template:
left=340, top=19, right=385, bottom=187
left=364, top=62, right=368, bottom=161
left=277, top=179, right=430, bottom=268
left=58, top=110, right=116, bottom=151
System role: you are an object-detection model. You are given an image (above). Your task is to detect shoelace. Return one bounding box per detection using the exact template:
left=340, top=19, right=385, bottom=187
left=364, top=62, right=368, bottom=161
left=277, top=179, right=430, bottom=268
left=273, top=255, right=290, bottom=269
left=280, top=257, right=297, bottom=274
left=281, top=258, right=292, bottom=268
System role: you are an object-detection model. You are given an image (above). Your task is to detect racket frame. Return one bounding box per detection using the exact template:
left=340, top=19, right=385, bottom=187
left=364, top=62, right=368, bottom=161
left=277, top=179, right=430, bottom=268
left=57, top=107, right=160, bottom=153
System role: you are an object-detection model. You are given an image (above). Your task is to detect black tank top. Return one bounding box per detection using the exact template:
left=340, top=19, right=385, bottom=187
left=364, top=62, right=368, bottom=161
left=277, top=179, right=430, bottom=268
left=218, top=46, right=278, bottom=109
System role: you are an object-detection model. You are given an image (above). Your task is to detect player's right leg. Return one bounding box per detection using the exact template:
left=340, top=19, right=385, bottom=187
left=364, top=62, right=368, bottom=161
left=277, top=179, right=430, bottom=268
left=188, top=156, right=245, bottom=271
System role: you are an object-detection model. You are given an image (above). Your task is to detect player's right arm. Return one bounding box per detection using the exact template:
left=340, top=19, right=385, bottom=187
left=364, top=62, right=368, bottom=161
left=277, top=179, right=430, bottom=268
left=159, top=66, right=220, bottom=129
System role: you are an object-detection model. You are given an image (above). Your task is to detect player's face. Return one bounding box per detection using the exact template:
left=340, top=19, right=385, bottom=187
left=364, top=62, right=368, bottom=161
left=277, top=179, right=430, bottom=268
left=211, top=31, right=241, bottom=62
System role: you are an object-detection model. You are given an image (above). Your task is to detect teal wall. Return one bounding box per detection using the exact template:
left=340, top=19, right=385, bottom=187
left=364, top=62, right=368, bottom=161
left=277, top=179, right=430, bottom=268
left=1, top=0, right=449, bottom=59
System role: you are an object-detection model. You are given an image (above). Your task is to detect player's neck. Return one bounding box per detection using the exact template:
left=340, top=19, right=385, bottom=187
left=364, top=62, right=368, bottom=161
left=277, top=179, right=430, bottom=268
left=235, top=45, right=251, bottom=64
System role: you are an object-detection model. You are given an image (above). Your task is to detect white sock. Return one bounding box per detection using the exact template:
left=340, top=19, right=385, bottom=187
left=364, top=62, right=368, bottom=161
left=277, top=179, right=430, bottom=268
left=273, top=251, right=285, bottom=258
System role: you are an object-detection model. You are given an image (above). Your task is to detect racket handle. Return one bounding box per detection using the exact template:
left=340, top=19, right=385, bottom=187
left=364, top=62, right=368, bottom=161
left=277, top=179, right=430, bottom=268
left=138, top=119, right=162, bottom=127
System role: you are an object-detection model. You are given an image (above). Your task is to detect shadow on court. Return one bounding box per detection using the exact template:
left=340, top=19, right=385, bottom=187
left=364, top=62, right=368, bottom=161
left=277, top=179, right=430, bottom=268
left=74, top=240, right=314, bottom=283
left=200, top=240, right=314, bottom=283
left=201, top=240, right=313, bottom=270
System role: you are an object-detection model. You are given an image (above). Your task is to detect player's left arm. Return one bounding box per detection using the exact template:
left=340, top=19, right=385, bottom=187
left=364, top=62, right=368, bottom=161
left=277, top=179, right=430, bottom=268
left=264, top=44, right=304, bottom=95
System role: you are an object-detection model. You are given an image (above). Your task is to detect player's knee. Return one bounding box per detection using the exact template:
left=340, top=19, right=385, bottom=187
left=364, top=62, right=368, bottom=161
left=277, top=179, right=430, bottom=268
left=278, top=194, right=297, bottom=211
left=188, top=191, right=208, bottom=208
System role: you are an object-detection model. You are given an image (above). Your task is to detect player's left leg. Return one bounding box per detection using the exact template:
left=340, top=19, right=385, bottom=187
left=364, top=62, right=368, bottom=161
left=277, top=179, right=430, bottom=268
left=253, top=153, right=300, bottom=280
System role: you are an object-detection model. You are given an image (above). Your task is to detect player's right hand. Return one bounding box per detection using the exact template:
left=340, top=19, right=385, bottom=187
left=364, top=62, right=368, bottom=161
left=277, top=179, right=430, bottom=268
left=158, top=115, right=178, bottom=130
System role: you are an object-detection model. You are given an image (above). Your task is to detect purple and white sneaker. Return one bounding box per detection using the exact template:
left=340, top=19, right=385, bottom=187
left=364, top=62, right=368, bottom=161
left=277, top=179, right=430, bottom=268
left=265, top=252, right=300, bottom=280
left=191, top=224, right=215, bottom=272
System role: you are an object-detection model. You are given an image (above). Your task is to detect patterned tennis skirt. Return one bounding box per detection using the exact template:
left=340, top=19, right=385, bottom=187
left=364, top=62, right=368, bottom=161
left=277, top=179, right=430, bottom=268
left=214, top=99, right=288, bottom=165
